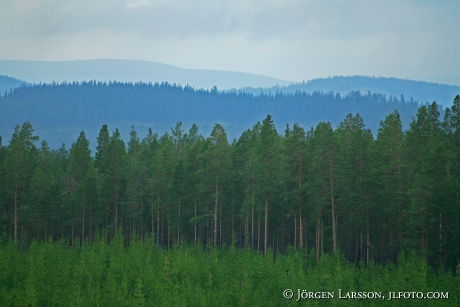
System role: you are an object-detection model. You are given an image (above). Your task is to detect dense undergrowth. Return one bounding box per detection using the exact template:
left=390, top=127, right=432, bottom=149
left=1, top=236, right=458, bottom=306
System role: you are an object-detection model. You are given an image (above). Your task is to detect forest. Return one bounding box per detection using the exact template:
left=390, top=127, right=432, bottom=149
left=1, top=95, right=460, bottom=305
left=1, top=239, right=458, bottom=306
left=240, top=76, right=460, bottom=107
left=0, top=81, right=420, bottom=148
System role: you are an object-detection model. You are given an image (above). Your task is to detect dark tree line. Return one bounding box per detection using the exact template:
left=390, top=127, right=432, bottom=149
left=0, top=81, right=419, bottom=149
left=1, top=96, right=459, bottom=270
left=240, top=75, right=460, bottom=107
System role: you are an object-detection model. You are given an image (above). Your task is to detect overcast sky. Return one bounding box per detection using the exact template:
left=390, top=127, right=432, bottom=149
left=0, top=0, right=459, bottom=84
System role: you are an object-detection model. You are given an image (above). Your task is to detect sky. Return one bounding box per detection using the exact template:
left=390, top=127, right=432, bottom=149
left=0, top=0, right=459, bottom=85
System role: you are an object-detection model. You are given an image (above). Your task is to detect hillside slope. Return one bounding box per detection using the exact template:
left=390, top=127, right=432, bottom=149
left=0, top=59, right=290, bottom=90
left=0, top=74, right=28, bottom=95
left=0, top=81, right=421, bottom=148
left=240, top=76, right=460, bottom=107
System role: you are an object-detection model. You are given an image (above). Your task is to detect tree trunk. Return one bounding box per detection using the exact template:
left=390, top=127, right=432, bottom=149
left=329, top=164, right=337, bottom=253
left=251, top=184, right=255, bottom=249
left=140, top=198, right=144, bottom=239
left=294, top=217, right=297, bottom=248
left=299, top=207, right=304, bottom=249
left=82, top=210, right=85, bottom=247
left=156, top=191, right=160, bottom=245
left=316, top=216, right=321, bottom=262
left=177, top=198, right=181, bottom=244
left=194, top=192, right=197, bottom=247
left=366, top=214, right=370, bottom=265
left=151, top=199, right=154, bottom=242
left=439, top=211, right=442, bottom=265
left=257, top=211, right=261, bottom=251
left=114, top=187, right=119, bottom=238
left=231, top=200, right=234, bottom=245
left=214, top=180, right=218, bottom=248
left=244, top=215, right=249, bottom=248
left=322, top=218, right=325, bottom=255
left=264, top=197, right=268, bottom=254
left=71, top=219, right=75, bottom=247
left=304, top=217, right=308, bottom=250
left=219, top=204, right=222, bottom=247
left=167, top=211, right=171, bottom=249
left=298, top=173, right=304, bottom=249
left=89, top=215, right=93, bottom=243
left=14, top=176, right=19, bottom=242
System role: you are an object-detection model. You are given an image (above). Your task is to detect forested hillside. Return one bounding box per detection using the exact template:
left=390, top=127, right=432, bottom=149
left=1, top=96, right=459, bottom=271
left=0, top=75, right=27, bottom=96
left=0, top=81, right=419, bottom=148
left=240, top=76, right=460, bottom=107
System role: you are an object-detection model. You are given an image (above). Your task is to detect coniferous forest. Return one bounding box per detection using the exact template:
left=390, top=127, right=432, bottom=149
left=1, top=95, right=460, bottom=306
left=0, top=81, right=420, bottom=149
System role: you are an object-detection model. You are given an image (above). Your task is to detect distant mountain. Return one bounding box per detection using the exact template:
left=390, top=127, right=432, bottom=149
left=3, top=60, right=457, bottom=106
left=0, top=75, right=28, bottom=95
left=0, top=81, right=422, bottom=149
left=239, top=76, right=460, bottom=107
left=0, top=59, right=291, bottom=90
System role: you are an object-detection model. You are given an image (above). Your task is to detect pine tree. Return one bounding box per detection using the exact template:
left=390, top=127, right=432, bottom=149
left=95, top=124, right=110, bottom=171
left=282, top=124, right=308, bottom=249
left=183, top=124, right=206, bottom=246
left=233, top=126, right=259, bottom=249
left=152, top=134, right=176, bottom=247
left=309, top=122, right=337, bottom=258
left=68, top=131, right=94, bottom=244
left=5, top=122, right=38, bottom=241
left=28, top=141, right=60, bottom=241
left=127, top=126, right=146, bottom=240
left=140, top=128, right=159, bottom=239
left=374, top=111, right=406, bottom=263
left=334, top=114, right=374, bottom=264
left=205, top=124, right=231, bottom=247
left=256, top=115, right=280, bottom=253
left=405, top=103, right=444, bottom=262
left=95, top=125, right=127, bottom=240
left=171, top=122, right=186, bottom=245
left=108, top=129, right=127, bottom=238
left=440, top=95, right=460, bottom=268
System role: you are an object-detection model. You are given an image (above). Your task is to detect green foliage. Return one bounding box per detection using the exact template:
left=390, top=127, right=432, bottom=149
left=0, top=241, right=459, bottom=306
left=1, top=96, right=460, bottom=279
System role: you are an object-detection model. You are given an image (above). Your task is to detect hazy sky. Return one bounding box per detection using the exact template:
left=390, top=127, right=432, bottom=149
left=0, top=0, right=459, bottom=84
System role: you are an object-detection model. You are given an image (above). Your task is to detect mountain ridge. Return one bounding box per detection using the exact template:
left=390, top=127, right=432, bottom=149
left=0, top=59, right=291, bottom=90
left=1, top=59, right=458, bottom=107
left=238, top=75, right=460, bottom=107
